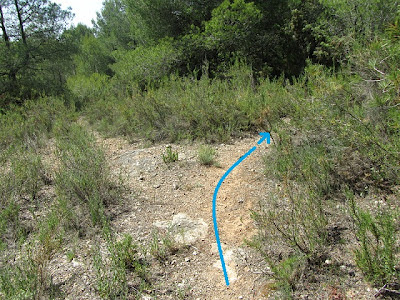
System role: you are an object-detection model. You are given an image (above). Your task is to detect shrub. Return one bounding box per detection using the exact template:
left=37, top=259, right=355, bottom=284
left=0, top=97, right=76, bottom=158
left=55, top=123, right=119, bottom=227
left=198, top=145, right=218, bottom=166
left=111, top=39, right=180, bottom=89
left=0, top=209, right=64, bottom=299
left=162, top=146, right=179, bottom=164
left=347, top=190, right=400, bottom=286
left=66, top=73, right=110, bottom=109
left=93, top=234, right=149, bottom=299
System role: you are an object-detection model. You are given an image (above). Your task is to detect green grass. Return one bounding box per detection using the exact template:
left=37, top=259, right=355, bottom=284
left=162, top=145, right=179, bottom=164
left=54, top=123, right=121, bottom=228
left=198, top=145, right=218, bottom=166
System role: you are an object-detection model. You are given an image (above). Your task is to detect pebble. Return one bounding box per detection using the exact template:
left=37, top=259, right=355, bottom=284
left=325, top=259, right=332, bottom=265
left=153, top=184, right=161, bottom=188
left=173, top=183, right=179, bottom=190
left=185, top=257, right=190, bottom=262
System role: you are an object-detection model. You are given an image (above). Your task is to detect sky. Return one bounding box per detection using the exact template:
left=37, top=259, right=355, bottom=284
left=55, top=0, right=104, bottom=27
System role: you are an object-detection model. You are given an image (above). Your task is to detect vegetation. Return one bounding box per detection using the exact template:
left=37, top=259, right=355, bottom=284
left=1, top=0, right=400, bottom=298
left=198, top=145, right=218, bottom=166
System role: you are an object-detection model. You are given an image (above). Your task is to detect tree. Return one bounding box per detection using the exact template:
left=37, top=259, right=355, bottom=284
left=93, top=0, right=134, bottom=50
left=0, top=0, right=72, bottom=105
left=123, top=0, right=221, bottom=44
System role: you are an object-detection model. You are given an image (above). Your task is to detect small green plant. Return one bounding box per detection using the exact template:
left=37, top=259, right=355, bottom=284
left=149, top=231, right=180, bottom=263
left=348, top=191, right=400, bottom=286
left=162, top=146, right=179, bottom=163
left=0, top=209, right=64, bottom=300
left=198, top=145, right=218, bottom=166
left=93, top=234, right=149, bottom=299
left=55, top=124, right=120, bottom=228
left=271, top=255, right=306, bottom=298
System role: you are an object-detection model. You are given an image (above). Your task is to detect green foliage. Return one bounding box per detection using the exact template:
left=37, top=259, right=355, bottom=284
left=124, top=0, right=220, bottom=43
left=320, top=0, right=398, bottom=41
left=198, top=145, right=218, bottom=166
left=348, top=191, right=400, bottom=286
left=93, top=234, right=149, bottom=299
left=0, top=209, right=64, bottom=300
left=255, top=183, right=328, bottom=258
left=67, top=73, right=110, bottom=108
left=0, top=0, right=74, bottom=104
left=74, top=35, right=114, bottom=76
left=93, top=63, right=271, bottom=142
left=94, top=0, right=134, bottom=50
left=204, top=0, right=262, bottom=61
left=55, top=123, right=117, bottom=227
left=149, top=230, right=180, bottom=263
left=111, top=39, right=180, bottom=88
left=162, top=146, right=179, bottom=164
left=271, top=255, right=306, bottom=298
left=0, top=97, right=76, bottom=157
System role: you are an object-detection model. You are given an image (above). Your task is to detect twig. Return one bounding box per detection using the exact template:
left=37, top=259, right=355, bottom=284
left=375, top=283, right=400, bottom=298
left=374, top=67, right=386, bottom=76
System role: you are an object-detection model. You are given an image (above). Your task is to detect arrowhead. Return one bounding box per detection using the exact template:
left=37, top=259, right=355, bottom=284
left=257, top=132, right=270, bottom=145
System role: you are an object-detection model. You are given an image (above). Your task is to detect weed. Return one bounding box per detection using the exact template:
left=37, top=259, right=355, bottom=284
left=198, top=145, right=218, bottom=166
left=55, top=123, right=119, bottom=228
left=347, top=190, right=400, bottom=286
left=149, top=231, right=180, bottom=263
left=93, top=234, right=149, bottom=299
left=0, top=207, right=63, bottom=299
left=162, top=146, right=179, bottom=164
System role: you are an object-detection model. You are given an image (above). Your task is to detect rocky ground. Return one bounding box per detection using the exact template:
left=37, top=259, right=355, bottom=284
left=43, top=131, right=383, bottom=299
left=46, top=133, right=276, bottom=299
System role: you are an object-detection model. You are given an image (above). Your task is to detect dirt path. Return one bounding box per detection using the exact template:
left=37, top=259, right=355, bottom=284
left=101, top=134, right=273, bottom=299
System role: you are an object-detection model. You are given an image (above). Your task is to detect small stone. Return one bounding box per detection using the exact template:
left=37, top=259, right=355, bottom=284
left=193, top=251, right=198, bottom=256
left=153, top=184, right=161, bottom=189
left=325, top=259, right=332, bottom=265
left=185, top=257, right=190, bottom=262
left=238, top=198, right=244, bottom=204
left=139, top=176, right=144, bottom=181
left=173, top=183, right=179, bottom=190
left=238, top=296, right=244, bottom=299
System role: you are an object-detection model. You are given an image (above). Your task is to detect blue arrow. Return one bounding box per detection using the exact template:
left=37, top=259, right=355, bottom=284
left=257, top=132, right=270, bottom=145
left=212, top=132, right=270, bottom=286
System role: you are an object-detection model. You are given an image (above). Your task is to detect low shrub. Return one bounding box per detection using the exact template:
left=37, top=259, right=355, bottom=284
left=198, top=145, right=218, bottom=166
left=55, top=123, right=119, bottom=228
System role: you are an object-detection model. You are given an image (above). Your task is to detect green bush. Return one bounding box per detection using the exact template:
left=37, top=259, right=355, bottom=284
left=55, top=123, right=118, bottom=227
left=162, top=146, right=179, bottom=164
left=86, top=63, right=276, bottom=142
left=0, top=209, right=64, bottom=299
left=0, top=97, right=76, bottom=158
left=93, top=234, right=149, bottom=299
left=348, top=191, right=400, bottom=286
left=66, top=73, right=110, bottom=108
left=111, top=39, right=180, bottom=88
left=198, top=145, right=218, bottom=166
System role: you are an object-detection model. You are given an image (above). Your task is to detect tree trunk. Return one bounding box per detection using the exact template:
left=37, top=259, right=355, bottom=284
left=0, top=4, right=10, bottom=49
left=14, top=0, right=27, bottom=46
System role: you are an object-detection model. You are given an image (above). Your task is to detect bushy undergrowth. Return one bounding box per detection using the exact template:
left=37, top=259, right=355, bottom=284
left=81, top=63, right=287, bottom=142
left=0, top=97, right=76, bottom=160
left=55, top=123, right=120, bottom=228
left=254, top=37, right=400, bottom=296
left=93, top=233, right=149, bottom=299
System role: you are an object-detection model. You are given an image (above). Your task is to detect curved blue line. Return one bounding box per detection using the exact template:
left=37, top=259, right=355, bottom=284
left=212, top=146, right=257, bottom=286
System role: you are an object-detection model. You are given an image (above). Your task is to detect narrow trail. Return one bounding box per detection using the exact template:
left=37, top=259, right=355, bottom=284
left=100, top=134, right=273, bottom=299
